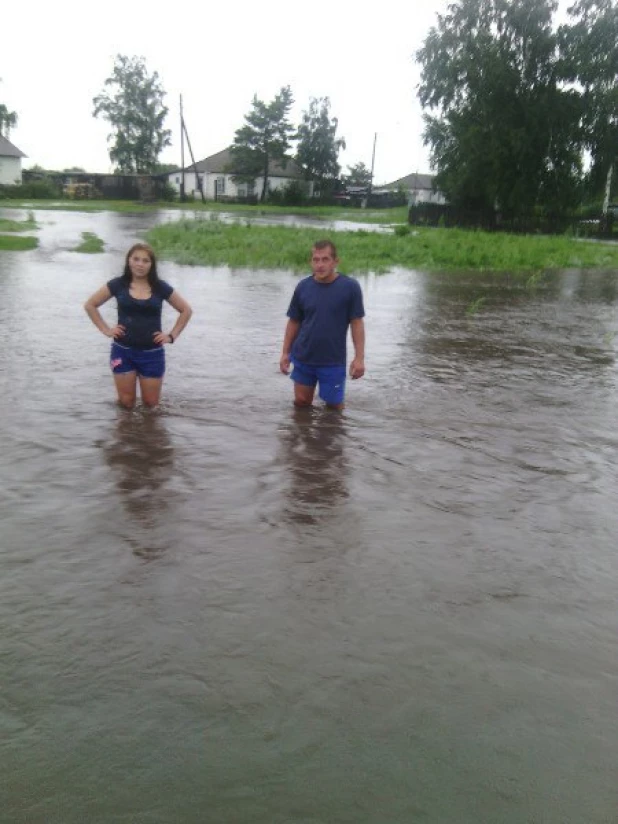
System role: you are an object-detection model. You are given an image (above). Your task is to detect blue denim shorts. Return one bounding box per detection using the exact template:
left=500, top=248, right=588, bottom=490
left=110, top=342, right=165, bottom=379
left=291, top=359, right=346, bottom=405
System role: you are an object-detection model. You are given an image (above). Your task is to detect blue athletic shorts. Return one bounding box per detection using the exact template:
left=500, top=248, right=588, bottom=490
left=291, top=359, right=346, bottom=405
left=110, top=342, right=165, bottom=379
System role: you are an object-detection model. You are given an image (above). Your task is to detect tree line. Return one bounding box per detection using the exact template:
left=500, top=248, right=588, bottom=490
left=417, top=0, right=618, bottom=228
left=3, top=59, right=367, bottom=200
left=90, top=56, right=364, bottom=201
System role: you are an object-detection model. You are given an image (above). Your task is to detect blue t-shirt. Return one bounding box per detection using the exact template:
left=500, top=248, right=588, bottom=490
left=107, top=277, right=174, bottom=350
left=287, top=274, right=365, bottom=365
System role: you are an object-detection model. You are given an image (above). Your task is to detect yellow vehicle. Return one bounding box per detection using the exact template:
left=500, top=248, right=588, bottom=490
left=63, top=181, right=99, bottom=199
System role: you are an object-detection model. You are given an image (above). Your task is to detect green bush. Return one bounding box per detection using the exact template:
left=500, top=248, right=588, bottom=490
left=159, top=182, right=178, bottom=202
left=0, top=180, right=63, bottom=199
left=269, top=180, right=310, bottom=207
left=393, top=224, right=411, bottom=237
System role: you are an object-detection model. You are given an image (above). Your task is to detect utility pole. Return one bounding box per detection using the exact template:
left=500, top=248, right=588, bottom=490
left=369, top=132, right=377, bottom=196
left=180, top=94, right=185, bottom=203
left=601, top=162, right=614, bottom=236
left=182, top=117, right=206, bottom=203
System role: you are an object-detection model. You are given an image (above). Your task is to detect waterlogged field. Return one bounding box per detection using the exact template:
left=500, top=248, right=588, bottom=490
left=0, top=198, right=408, bottom=224
left=0, top=211, right=39, bottom=251
left=0, top=207, right=617, bottom=823
left=0, top=212, right=37, bottom=232
left=147, top=217, right=618, bottom=273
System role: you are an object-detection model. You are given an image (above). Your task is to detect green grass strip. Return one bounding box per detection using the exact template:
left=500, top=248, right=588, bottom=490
left=0, top=235, right=38, bottom=251
left=146, top=219, right=618, bottom=273
left=73, top=231, right=105, bottom=253
left=0, top=212, right=38, bottom=232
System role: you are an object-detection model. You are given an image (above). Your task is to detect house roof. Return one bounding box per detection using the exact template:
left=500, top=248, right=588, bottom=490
left=170, top=147, right=304, bottom=179
left=376, top=172, right=435, bottom=192
left=0, top=134, right=26, bottom=159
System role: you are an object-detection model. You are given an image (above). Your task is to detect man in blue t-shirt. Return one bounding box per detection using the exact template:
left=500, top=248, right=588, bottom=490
left=280, top=239, right=365, bottom=409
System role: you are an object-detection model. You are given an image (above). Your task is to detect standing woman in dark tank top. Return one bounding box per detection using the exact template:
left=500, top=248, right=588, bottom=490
left=84, top=242, right=192, bottom=409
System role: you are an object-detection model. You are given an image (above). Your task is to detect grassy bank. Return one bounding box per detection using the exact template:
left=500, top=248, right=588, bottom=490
left=73, top=231, right=105, bottom=253
left=0, top=212, right=37, bottom=232
left=146, top=218, right=618, bottom=273
left=0, top=199, right=407, bottom=225
left=0, top=235, right=38, bottom=251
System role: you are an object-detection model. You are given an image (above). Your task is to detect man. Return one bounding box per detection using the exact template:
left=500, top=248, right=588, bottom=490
left=280, top=239, right=365, bottom=409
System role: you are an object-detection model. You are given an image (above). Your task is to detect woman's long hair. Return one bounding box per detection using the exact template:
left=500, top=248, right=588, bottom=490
left=121, top=243, right=161, bottom=289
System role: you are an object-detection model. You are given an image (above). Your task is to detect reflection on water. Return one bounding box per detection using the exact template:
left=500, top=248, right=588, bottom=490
left=101, top=409, right=175, bottom=559
left=279, top=406, right=348, bottom=525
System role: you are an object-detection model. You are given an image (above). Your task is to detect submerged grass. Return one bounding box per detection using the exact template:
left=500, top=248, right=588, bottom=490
left=147, top=219, right=618, bottom=273
left=0, top=235, right=38, bottom=251
left=73, top=231, right=105, bottom=253
left=0, top=211, right=38, bottom=232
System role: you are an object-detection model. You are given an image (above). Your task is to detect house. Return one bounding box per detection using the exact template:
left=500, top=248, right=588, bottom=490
left=374, top=172, right=446, bottom=205
left=165, top=147, right=307, bottom=201
left=0, top=134, right=26, bottom=185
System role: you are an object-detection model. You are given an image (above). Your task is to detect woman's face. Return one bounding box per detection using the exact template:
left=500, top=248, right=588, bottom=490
left=128, top=249, right=153, bottom=279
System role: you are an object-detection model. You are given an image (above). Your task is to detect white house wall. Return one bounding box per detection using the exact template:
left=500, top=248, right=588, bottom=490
left=0, top=156, right=22, bottom=185
left=256, top=176, right=292, bottom=193
left=167, top=170, right=298, bottom=200
left=168, top=171, right=201, bottom=196
left=410, top=189, right=446, bottom=205
left=167, top=171, right=235, bottom=199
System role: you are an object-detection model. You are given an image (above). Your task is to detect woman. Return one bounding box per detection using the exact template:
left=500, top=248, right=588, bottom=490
left=84, top=242, right=192, bottom=409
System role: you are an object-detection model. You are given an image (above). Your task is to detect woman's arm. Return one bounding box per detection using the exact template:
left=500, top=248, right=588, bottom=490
left=154, top=291, right=193, bottom=345
left=84, top=285, right=124, bottom=339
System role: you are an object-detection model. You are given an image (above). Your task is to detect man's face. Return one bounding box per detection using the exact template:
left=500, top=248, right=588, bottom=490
left=311, top=247, right=338, bottom=282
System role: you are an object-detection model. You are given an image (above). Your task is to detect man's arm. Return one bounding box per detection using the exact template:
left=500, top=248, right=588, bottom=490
left=349, top=317, right=365, bottom=379
left=280, top=318, right=301, bottom=374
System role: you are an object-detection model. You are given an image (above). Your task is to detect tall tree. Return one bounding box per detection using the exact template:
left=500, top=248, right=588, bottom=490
left=230, top=86, right=295, bottom=202
left=0, top=79, right=18, bottom=138
left=93, top=55, right=171, bottom=174
left=296, top=97, right=346, bottom=195
left=417, top=0, right=582, bottom=224
left=559, top=0, right=618, bottom=219
left=344, top=162, right=373, bottom=188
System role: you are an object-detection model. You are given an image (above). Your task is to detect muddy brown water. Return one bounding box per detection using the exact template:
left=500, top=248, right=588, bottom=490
left=1, top=209, right=617, bottom=823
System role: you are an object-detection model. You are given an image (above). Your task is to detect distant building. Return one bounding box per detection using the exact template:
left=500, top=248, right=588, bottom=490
left=0, top=135, right=26, bottom=184
left=374, top=172, right=446, bottom=205
left=164, top=147, right=309, bottom=200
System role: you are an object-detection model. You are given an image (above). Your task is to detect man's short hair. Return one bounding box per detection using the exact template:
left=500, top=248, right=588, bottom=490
left=313, top=239, right=338, bottom=259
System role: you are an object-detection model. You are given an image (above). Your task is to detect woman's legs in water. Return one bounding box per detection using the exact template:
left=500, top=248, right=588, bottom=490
left=113, top=371, right=138, bottom=409
left=139, top=376, right=163, bottom=408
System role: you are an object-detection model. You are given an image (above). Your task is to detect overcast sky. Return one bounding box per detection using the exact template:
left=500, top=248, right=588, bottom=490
left=1, top=0, right=566, bottom=185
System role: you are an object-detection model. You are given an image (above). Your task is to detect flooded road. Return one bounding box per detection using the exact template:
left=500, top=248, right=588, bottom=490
left=1, top=209, right=617, bottom=823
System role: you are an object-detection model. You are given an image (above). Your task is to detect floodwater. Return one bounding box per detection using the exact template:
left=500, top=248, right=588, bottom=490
left=3, top=203, right=394, bottom=234
left=1, top=209, right=617, bottom=824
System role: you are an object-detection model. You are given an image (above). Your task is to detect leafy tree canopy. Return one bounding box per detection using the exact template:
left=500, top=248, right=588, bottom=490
left=230, top=86, right=295, bottom=202
left=296, top=97, right=345, bottom=192
left=344, top=162, right=373, bottom=188
left=417, top=0, right=588, bottom=222
left=93, top=55, right=171, bottom=174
